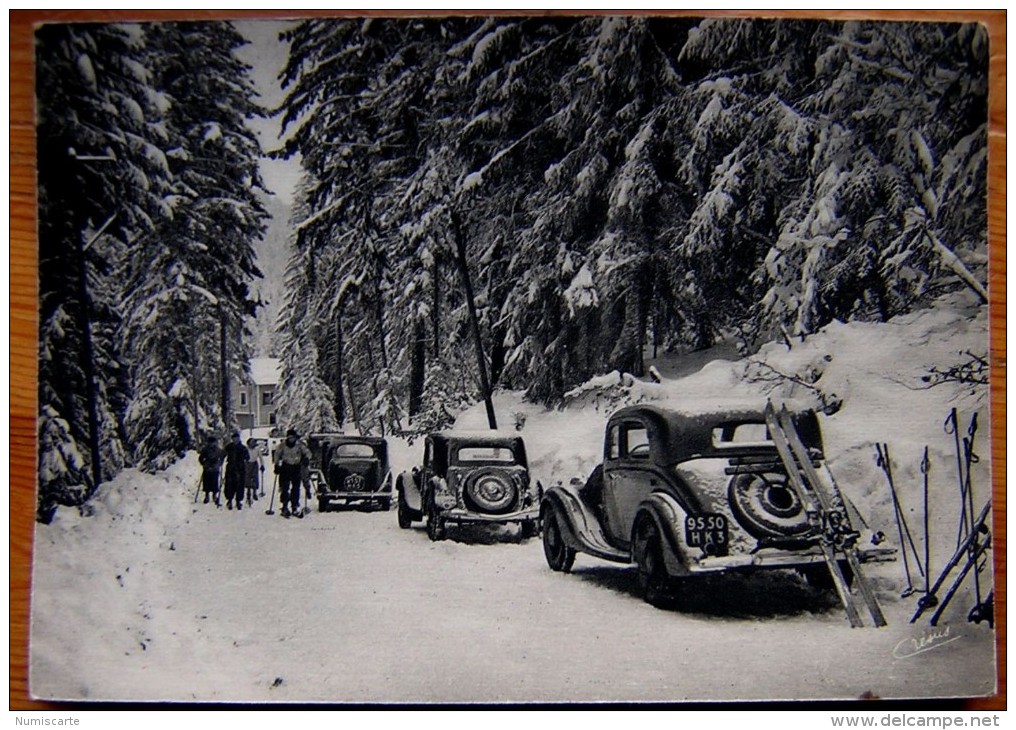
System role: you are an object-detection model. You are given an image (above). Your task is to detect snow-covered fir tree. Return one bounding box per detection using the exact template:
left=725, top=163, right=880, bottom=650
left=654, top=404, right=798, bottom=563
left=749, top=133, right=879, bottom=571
left=272, top=16, right=987, bottom=426
left=36, top=20, right=269, bottom=516
left=121, top=22, right=268, bottom=469
left=36, top=22, right=175, bottom=517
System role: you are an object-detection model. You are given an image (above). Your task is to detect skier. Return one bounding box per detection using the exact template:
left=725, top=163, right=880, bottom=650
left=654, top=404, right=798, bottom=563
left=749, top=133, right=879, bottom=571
left=223, top=431, right=250, bottom=511
left=198, top=434, right=225, bottom=507
left=245, top=437, right=265, bottom=507
left=274, top=428, right=311, bottom=518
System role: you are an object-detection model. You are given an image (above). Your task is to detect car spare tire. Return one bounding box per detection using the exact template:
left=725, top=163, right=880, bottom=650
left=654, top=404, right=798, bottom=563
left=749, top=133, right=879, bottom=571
left=727, top=472, right=811, bottom=538
left=463, top=468, right=517, bottom=514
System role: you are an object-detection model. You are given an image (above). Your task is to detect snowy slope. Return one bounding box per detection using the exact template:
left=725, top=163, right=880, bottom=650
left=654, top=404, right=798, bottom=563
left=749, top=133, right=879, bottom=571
left=30, top=295, right=996, bottom=703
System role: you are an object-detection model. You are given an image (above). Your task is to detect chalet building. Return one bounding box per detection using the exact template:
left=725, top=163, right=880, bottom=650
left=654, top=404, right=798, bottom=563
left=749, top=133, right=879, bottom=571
left=235, top=357, right=281, bottom=430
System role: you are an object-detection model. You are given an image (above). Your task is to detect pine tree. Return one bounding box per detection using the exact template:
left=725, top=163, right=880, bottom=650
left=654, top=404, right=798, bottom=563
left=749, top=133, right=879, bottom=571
left=121, top=21, right=268, bottom=468
left=270, top=16, right=988, bottom=416
left=36, top=22, right=175, bottom=510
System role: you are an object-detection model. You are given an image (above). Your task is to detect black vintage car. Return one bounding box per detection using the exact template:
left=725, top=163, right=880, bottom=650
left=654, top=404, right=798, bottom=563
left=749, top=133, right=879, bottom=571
left=540, top=404, right=895, bottom=609
left=305, top=433, right=392, bottom=512
left=396, top=432, right=542, bottom=541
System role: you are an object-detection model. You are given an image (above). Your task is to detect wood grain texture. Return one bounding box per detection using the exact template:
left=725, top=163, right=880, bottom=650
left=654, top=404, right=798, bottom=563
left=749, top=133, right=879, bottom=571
left=9, top=9, right=1005, bottom=710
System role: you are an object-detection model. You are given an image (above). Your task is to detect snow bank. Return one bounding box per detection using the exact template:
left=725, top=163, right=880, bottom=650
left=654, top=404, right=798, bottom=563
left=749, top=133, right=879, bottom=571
left=460, top=293, right=992, bottom=578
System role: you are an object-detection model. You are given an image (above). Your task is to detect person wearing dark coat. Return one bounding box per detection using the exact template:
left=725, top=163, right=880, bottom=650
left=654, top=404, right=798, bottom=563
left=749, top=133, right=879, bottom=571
left=223, top=431, right=250, bottom=511
left=273, top=428, right=311, bottom=518
left=198, top=435, right=225, bottom=506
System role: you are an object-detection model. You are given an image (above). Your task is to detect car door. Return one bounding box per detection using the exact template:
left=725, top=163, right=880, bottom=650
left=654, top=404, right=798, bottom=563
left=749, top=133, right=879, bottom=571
left=601, top=419, right=656, bottom=547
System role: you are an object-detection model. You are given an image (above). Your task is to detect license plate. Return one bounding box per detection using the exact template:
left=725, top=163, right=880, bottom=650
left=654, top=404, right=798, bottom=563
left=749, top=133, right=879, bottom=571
left=685, top=513, right=728, bottom=555
left=344, top=474, right=366, bottom=491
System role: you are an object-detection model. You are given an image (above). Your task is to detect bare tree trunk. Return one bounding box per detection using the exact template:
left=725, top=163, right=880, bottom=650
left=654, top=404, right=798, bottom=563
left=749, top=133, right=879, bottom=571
left=364, top=336, right=385, bottom=438
left=219, top=307, right=230, bottom=429
left=432, top=256, right=440, bottom=360
left=334, top=314, right=345, bottom=427
left=346, top=378, right=365, bottom=435
left=75, top=231, right=102, bottom=489
left=450, top=208, right=497, bottom=430
left=371, top=254, right=404, bottom=434
left=190, top=312, right=200, bottom=444
left=409, top=317, right=426, bottom=418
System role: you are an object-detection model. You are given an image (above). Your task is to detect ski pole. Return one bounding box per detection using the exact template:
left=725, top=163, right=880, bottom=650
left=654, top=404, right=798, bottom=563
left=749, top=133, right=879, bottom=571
left=911, top=499, right=991, bottom=623
left=875, top=443, right=923, bottom=597
left=945, top=409, right=967, bottom=548
left=921, top=446, right=930, bottom=597
left=929, top=530, right=991, bottom=627
left=193, top=474, right=202, bottom=504
left=964, top=413, right=980, bottom=542
left=962, top=433, right=983, bottom=610
left=265, top=472, right=278, bottom=516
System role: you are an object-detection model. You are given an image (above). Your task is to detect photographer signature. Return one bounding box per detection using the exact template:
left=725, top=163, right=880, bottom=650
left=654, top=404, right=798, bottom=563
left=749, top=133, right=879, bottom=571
left=893, top=625, right=962, bottom=659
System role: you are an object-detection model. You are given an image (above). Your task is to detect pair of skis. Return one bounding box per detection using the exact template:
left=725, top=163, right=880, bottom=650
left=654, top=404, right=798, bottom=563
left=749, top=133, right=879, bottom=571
left=764, top=402, right=887, bottom=628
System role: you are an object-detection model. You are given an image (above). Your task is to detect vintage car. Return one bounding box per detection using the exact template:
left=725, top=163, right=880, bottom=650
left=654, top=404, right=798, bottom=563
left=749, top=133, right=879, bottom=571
left=540, top=404, right=895, bottom=607
left=396, top=432, right=542, bottom=541
left=305, top=433, right=392, bottom=512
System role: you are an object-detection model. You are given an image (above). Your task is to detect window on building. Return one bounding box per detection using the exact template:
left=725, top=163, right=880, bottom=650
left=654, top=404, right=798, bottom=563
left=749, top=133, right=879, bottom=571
left=269, top=411, right=277, bottom=425
left=262, top=390, right=274, bottom=406
left=239, top=391, right=248, bottom=408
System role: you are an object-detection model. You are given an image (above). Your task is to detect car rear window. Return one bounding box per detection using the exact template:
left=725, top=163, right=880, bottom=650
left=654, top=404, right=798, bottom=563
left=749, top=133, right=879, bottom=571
left=456, top=446, right=516, bottom=463
left=334, top=443, right=375, bottom=458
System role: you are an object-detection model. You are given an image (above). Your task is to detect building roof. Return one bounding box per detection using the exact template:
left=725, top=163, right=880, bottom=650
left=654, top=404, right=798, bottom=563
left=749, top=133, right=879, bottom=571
left=249, top=357, right=281, bottom=386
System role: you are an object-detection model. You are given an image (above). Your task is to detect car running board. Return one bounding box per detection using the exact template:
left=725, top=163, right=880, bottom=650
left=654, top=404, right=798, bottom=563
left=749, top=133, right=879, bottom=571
left=764, top=402, right=887, bottom=628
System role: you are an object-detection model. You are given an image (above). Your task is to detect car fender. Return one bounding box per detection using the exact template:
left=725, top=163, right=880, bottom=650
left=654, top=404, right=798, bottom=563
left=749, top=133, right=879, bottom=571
left=397, top=470, right=424, bottom=512
left=542, top=484, right=629, bottom=564
left=633, top=492, right=694, bottom=578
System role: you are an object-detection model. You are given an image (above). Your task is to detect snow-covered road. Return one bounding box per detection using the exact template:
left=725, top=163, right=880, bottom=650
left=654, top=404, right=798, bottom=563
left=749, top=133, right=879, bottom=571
left=30, top=297, right=997, bottom=703
left=30, top=454, right=995, bottom=704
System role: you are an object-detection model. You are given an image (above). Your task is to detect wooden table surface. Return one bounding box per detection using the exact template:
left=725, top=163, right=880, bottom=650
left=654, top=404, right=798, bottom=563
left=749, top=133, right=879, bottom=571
left=9, top=9, right=1006, bottom=711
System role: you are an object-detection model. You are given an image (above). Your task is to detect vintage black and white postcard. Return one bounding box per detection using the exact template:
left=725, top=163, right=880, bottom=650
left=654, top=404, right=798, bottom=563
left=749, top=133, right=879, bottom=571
left=30, top=13, right=997, bottom=703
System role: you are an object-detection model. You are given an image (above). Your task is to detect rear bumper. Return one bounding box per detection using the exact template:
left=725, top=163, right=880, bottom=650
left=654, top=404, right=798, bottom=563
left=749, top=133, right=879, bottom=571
left=691, top=545, right=898, bottom=573
left=319, top=489, right=391, bottom=502
left=440, top=506, right=540, bottom=524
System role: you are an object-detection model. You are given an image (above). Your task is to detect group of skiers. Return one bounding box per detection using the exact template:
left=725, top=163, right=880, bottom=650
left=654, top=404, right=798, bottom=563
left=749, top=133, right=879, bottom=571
left=198, top=428, right=312, bottom=519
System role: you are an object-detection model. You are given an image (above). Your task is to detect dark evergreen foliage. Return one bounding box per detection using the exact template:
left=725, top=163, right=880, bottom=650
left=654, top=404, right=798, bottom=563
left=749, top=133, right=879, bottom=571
left=275, top=16, right=987, bottom=431
left=36, top=21, right=267, bottom=517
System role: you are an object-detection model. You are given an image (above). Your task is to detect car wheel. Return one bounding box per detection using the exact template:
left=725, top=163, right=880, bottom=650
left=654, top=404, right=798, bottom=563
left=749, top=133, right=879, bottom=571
left=426, top=499, right=446, bottom=541
left=397, top=490, right=412, bottom=529
left=463, top=468, right=517, bottom=514
left=800, top=561, right=855, bottom=591
left=633, top=516, right=677, bottom=609
left=542, top=506, right=575, bottom=572
left=728, top=472, right=810, bottom=539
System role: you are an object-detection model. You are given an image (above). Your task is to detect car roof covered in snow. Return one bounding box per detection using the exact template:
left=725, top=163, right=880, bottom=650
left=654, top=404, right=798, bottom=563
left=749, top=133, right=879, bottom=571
left=308, top=432, right=386, bottom=447
left=431, top=430, right=524, bottom=446
left=607, top=403, right=822, bottom=464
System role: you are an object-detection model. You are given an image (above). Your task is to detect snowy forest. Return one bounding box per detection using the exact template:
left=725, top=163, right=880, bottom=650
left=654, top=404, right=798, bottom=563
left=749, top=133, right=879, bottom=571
left=36, top=16, right=989, bottom=521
